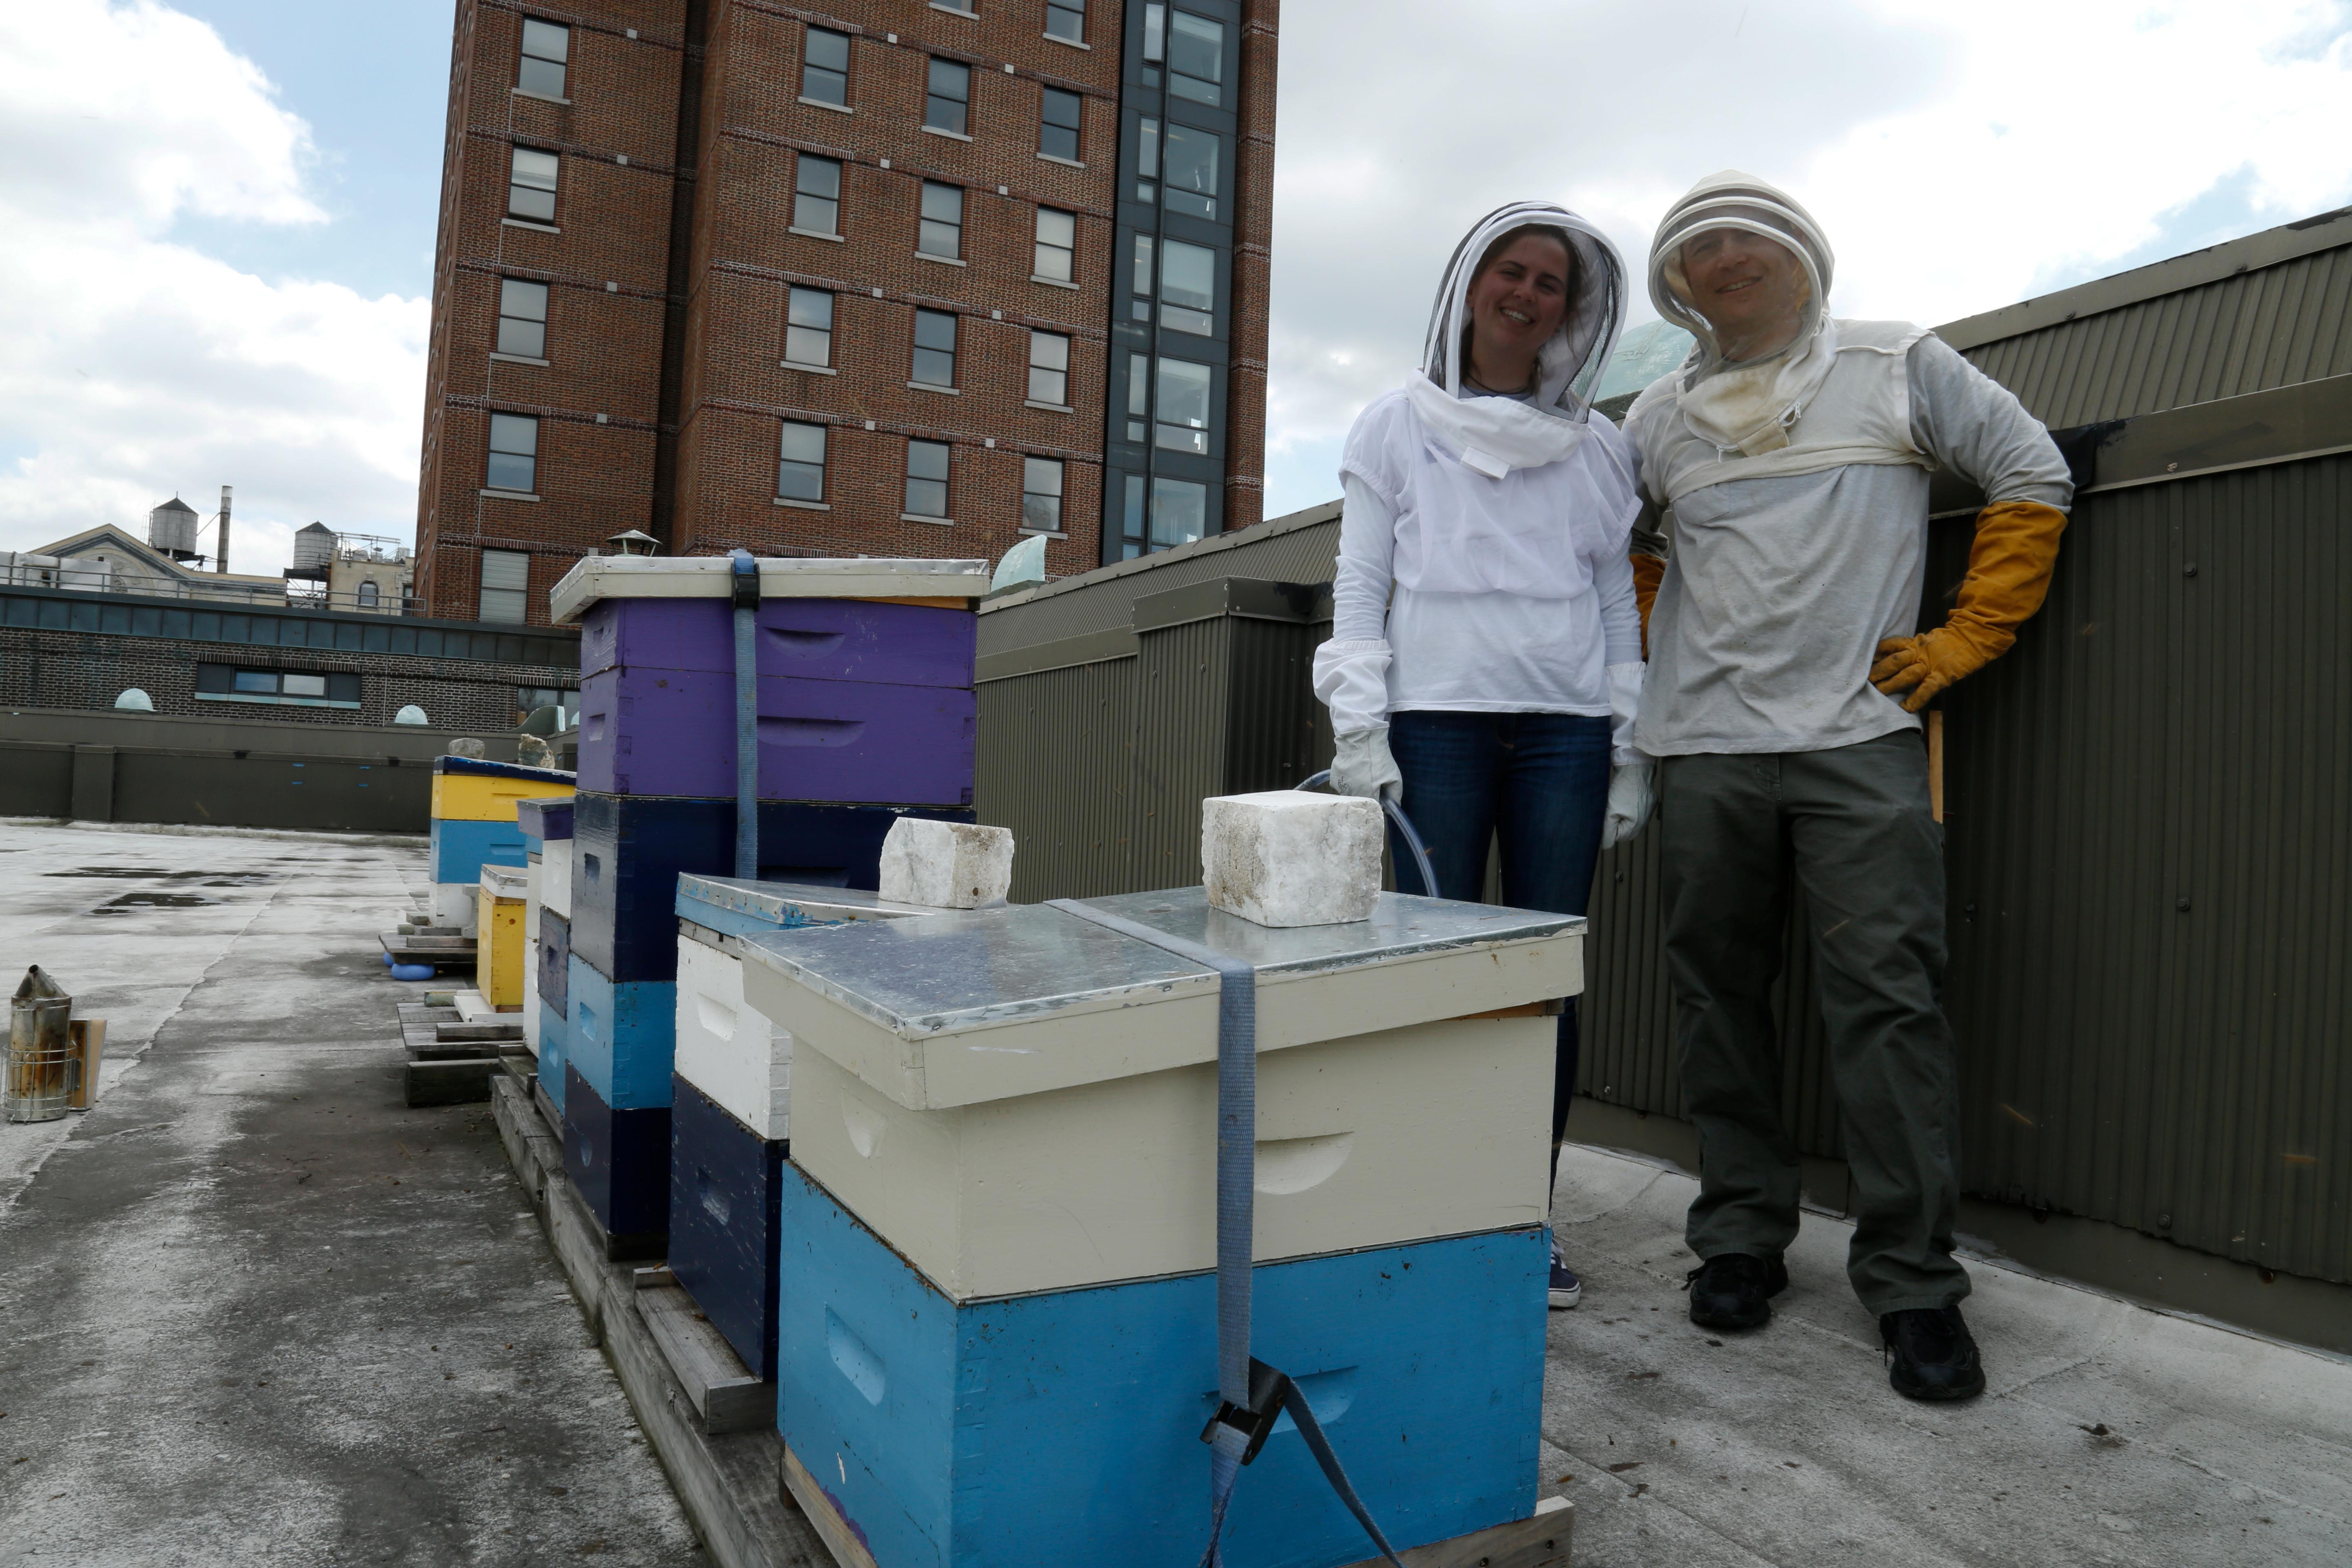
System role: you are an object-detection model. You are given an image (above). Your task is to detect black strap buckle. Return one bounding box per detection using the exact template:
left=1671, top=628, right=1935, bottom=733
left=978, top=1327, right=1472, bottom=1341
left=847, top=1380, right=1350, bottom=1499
left=729, top=549, right=761, bottom=610
left=1199, top=1357, right=1293, bottom=1467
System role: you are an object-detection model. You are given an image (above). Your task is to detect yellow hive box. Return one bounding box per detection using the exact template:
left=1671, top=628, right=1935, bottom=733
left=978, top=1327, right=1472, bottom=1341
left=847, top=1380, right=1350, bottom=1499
left=432, top=770, right=575, bottom=822
left=476, top=866, right=530, bottom=1011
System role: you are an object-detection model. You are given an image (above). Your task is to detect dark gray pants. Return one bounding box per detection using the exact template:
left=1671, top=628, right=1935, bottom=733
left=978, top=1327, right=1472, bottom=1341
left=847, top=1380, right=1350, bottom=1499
left=1658, top=730, right=1969, bottom=1315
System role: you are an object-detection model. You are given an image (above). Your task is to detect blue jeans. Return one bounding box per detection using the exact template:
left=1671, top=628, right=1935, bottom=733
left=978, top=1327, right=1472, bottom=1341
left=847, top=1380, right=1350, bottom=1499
left=1387, top=711, right=1612, bottom=1195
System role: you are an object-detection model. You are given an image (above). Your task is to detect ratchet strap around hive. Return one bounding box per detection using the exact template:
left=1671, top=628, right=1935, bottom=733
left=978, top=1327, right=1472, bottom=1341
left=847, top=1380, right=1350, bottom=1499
left=729, top=550, right=760, bottom=880
left=1045, top=900, right=1405, bottom=1568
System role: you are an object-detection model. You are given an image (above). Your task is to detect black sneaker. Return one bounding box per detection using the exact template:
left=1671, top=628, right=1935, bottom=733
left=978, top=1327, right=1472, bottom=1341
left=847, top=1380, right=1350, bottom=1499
left=1548, top=1237, right=1582, bottom=1310
left=1683, top=1252, right=1788, bottom=1331
left=1880, top=1306, right=1986, bottom=1401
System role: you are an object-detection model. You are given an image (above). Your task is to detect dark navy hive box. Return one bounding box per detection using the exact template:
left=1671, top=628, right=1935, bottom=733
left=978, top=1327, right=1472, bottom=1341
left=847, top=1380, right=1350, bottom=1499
left=562, top=1065, right=669, bottom=1254
left=668, top=1075, right=787, bottom=1378
left=569, top=793, right=972, bottom=983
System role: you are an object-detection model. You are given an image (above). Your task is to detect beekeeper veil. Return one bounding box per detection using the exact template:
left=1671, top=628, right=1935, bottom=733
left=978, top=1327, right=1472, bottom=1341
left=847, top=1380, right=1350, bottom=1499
left=1422, top=200, right=1626, bottom=423
left=1648, top=171, right=1838, bottom=457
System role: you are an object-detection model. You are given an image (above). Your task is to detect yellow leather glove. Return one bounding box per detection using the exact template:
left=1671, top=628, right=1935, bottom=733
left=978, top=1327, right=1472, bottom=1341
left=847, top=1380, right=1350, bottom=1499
left=1872, top=499, right=2067, bottom=713
left=1632, top=553, right=1665, bottom=659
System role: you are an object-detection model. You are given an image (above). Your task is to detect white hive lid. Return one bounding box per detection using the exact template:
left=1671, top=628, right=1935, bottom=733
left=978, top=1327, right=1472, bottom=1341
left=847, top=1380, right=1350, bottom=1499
left=479, top=864, right=530, bottom=898
left=549, top=555, right=991, bottom=624
left=736, top=888, right=1582, bottom=1111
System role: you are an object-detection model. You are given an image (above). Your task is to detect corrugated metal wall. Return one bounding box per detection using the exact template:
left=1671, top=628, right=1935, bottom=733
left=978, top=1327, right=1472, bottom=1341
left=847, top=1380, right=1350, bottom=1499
left=1960, top=244, right=2352, bottom=426
left=976, top=655, right=1137, bottom=902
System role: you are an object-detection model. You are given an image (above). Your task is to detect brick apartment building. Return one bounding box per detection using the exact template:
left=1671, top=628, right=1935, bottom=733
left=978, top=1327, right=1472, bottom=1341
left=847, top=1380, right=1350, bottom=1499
left=414, top=0, right=1278, bottom=624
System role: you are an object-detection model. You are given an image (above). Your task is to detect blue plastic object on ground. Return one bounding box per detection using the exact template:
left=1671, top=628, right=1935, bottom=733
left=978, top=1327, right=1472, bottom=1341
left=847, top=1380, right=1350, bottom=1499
left=390, top=962, right=436, bottom=982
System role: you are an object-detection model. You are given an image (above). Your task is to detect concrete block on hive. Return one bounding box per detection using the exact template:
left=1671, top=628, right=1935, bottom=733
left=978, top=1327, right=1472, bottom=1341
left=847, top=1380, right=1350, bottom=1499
left=1201, top=791, right=1381, bottom=927
left=877, top=819, right=1013, bottom=909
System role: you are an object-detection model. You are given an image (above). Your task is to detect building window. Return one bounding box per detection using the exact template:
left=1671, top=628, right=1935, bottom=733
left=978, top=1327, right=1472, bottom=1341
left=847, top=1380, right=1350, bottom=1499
left=1136, top=117, right=1158, bottom=203
left=1126, top=352, right=1149, bottom=442
left=1131, top=234, right=1154, bottom=320
left=1022, top=458, right=1064, bottom=533
left=778, top=421, right=827, bottom=501
left=1040, top=87, right=1082, bottom=161
left=1162, top=124, right=1218, bottom=220
left=1144, top=3, right=1166, bottom=62
left=508, top=146, right=560, bottom=223
left=1028, top=331, right=1070, bottom=405
left=912, top=309, right=958, bottom=388
left=919, top=181, right=964, bottom=259
left=1167, top=10, right=1225, bottom=106
left=517, top=686, right=579, bottom=726
left=1152, top=476, right=1206, bottom=549
left=356, top=579, right=381, bottom=608
left=802, top=26, right=850, bottom=105
left=479, top=550, right=531, bottom=622
left=786, top=287, right=833, bottom=368
left=1047, top=0, right=1085, bottom=42
left=794, top=154, right=841, bottom=235
left=497, top=278, right=549, bottom=358
left=1034, top=207, right=1075, bottom=282
left=1155, top=357, right=1212, bottom=453
left=904, top=440, right=951, bottom=520
left=1159, top=238, right=1216, bottom=335
left=486, top=413, right=540, bottom=493
left=518, top=18, right=569, bottom=98
left=195, top=663, right=363, bottom=708
left=925, top=58, right=971, bottom=135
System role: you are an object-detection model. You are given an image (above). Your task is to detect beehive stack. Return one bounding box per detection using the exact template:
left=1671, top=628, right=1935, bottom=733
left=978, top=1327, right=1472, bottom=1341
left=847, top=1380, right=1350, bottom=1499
left=517, top=796, right=574, bottom=1103
left=737, top=886, right=1584, bottom=1568
left=547, top=555, right=988, bottom=1253
left=426, top=757, right=575, bottom=932
left=666, top=875, right=943, bottom=1381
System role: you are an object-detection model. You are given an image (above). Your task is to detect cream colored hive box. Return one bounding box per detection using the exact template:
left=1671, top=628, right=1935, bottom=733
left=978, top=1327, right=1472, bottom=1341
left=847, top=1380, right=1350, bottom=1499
left=738, top=887, right=1583, bottom=1301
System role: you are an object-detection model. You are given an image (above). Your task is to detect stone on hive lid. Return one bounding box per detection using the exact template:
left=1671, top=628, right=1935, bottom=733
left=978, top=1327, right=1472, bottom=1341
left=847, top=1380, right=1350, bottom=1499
left=877, top=819, right=1014, bottom=909
left=1202, top=791, right=1382, bottom=928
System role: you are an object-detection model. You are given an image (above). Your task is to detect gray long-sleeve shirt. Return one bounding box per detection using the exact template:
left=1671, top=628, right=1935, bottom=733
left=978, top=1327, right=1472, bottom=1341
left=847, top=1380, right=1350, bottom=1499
left=1634, top=334, right=2072, bottom=757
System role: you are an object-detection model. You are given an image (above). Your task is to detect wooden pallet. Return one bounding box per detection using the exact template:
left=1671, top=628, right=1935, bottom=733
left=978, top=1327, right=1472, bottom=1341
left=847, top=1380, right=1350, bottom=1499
left=636, top=1279, right=775, bottom=1434
left=779, top=1444, right=1571, bottom=1568
left=380, top=932, right=477, bottom=965
left=397, top=1001, right=501, bottom=1104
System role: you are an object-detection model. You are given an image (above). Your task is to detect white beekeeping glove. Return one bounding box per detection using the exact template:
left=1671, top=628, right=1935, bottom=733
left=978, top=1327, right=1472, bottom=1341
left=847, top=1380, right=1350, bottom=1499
left=1330, top=727, right=1403, bottom=806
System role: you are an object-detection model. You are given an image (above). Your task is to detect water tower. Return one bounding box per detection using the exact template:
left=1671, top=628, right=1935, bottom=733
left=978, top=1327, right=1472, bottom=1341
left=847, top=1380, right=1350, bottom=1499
left=286, top=522, right=337, bottom=583
left=149, top=497, right=200, bottom=561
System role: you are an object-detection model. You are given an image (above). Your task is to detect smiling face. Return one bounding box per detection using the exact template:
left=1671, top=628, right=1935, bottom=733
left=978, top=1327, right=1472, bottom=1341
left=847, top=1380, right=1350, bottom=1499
left=1463, top=230, right=1573, bottom=392
left=1678, top=226, right=1809, bottom=359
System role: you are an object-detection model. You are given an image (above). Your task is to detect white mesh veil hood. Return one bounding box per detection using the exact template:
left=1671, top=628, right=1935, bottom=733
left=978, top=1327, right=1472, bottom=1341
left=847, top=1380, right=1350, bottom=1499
left=1646, top=172, right=1841, bottom=456
left=1422, top=201, right=1627, bottom=422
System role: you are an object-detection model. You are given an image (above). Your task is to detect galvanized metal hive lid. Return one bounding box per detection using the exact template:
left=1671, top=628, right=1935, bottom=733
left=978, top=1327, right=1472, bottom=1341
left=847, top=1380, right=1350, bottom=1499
left=550, top=555, right=991, bottom=624
left=737, top=903, right=1219, bottom=1039
left=675, top=873, right=941, bottom=927
left=738, top=889, right=1581, bottom=1040
left=1078, top=886, right=1584, bottom=977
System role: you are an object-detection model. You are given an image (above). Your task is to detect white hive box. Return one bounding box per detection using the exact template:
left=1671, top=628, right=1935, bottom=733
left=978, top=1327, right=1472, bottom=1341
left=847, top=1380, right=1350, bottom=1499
left=540, top=840, right=572, bottom=921
left=672, top=877, right=945, bottom=1141
left=738, top=887, right=1582, bottom=1300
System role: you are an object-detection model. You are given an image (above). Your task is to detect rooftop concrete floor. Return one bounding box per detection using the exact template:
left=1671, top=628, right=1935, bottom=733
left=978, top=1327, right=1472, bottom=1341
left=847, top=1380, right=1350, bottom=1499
left=1541, top=1140, right=2352, bottom=1567
left=0, top=821, right=700, bottom=1566
left=1, top=818, right=2344, bottom=1568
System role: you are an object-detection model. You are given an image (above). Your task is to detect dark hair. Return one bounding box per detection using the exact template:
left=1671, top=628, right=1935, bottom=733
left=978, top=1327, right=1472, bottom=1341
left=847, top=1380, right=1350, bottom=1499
left=1460, top=225, right=1577, bottom=379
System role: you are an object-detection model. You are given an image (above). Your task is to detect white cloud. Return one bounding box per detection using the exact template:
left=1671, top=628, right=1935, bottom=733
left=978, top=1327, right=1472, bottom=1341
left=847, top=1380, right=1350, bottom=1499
left=1263, top=0, right=2352, bottom=514
left=0, top=0, right=426, bottom=576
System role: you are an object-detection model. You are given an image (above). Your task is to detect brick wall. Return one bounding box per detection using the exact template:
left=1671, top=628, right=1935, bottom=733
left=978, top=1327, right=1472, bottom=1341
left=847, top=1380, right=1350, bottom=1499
left=417, top=0, right=1277, bottom=609
left=0, top=627, right=577, bottom=733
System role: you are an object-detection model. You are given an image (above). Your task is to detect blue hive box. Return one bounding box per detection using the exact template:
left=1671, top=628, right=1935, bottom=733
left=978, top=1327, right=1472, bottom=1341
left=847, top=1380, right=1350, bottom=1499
left=562, top=1065, right=670, bottom=1252
left=565, top=952, right=675, bottom=1110
left=670, top=1074, right=788, bottom=1379
left=538, top=1003, right=569, bottom=1116
left=539, top=909, right=571, bottom=1017
left=569, top=793, right=972, bottom=983
left=428, top=817, right=529, bottom=884
left=779, top=1163, right=1546, bottom=1568
left=516, top=795, right=575, bottom=844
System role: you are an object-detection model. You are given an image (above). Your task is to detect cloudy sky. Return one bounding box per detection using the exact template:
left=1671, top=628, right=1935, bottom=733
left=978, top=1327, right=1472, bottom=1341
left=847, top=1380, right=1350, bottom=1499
left=3, top=0, right=2349, bottom=573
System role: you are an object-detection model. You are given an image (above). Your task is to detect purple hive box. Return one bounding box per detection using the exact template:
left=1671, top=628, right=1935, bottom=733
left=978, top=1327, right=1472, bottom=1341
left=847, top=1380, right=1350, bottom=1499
left=578, top=597, right=975, bottom=686
left=577, top=668, right=976, bottom=804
